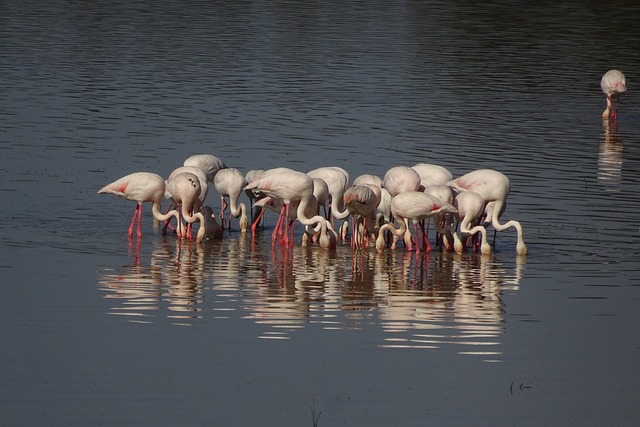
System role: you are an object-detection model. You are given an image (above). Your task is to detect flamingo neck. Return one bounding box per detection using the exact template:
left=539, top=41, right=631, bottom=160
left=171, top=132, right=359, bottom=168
left=152, top=202, right=179, bottom=223
left=375, top=219, right=407, bottom=251
left=603, top=96, right=612, bottom=119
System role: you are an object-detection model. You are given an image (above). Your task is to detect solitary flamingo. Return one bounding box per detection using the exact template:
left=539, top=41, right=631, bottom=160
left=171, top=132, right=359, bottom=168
left=244, top=168, right=337, bottom=249
left=183, top=154, right=227, bottom=182
left=601, top=70, right=626, bottom=121
left=448, top=169, right=527, bottom=255
left=98, top=172, right=180, bottom=238
left=451, top=190, right=491, bottom=255
left=375, top=191, right=457, bottom=253
left=213, top=167, right=249, bottom=232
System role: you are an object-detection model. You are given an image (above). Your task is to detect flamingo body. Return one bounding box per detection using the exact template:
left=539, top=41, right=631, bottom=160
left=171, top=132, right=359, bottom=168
left=412, top=163, right=454, bottom=189
left=382, top=166, right=421, bottom=197
left=183, top=154, right=227, bottom=182
left=98, top=172, right=179, bottom=238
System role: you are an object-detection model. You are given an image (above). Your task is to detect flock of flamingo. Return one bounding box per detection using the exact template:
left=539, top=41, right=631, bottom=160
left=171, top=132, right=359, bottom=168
left=98, top=69, right=627, bottom=257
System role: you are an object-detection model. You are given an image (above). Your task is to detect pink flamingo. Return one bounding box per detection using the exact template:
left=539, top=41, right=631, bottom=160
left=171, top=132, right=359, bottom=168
left=451, top=190, right=491, bottom=255
left=244, top=168, right=337, bottom=249
left=307, top=166, right=350, bottom=222
left=382, top=166, right=421, bottom=197
left=166, top=166, right=209, bottom=211
left=353, top=174, right=390, bottom=228
left=183, top=154, right=227, bottom=182
left=375, top=191, right=457, bottom=253
left=164, top=166, right=208, bottom=237
left=165, top=171, right=207, bottom=242
left=213, top=167, right=249, bottom=232
left=341, top=185, right=380, bottom=248
left=448, top=169, right=527, bottom=255
left=98, top=172, right=180, bottom=239
left=601, top=70, right=626, bottom=121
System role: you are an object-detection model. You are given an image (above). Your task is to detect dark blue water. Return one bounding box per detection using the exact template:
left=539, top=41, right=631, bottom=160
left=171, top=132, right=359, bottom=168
left=1, top=1, right=640, bottom=425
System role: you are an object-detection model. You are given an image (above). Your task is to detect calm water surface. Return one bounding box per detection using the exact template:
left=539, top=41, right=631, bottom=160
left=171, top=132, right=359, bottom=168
left=1, top=1, right=640, bottom=426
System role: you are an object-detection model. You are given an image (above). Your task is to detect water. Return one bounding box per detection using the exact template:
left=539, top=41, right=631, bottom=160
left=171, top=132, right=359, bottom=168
left=2, top=1, right=640, bottom=425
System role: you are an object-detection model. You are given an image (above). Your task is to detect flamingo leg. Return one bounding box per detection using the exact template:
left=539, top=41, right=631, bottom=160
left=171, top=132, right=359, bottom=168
left=288, top=219, right=296, bottom=248
left=251, top=208, right=266, bottom=239
left=136, top=203, right=143, bottom=238
left=128, top=204, right=142, bottom=238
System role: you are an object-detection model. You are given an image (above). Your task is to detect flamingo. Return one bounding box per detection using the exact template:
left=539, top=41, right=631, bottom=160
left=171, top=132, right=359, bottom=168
left=213, top=167, right=249, bottom=232
left=244, top=168, right=337, bottom=249
left=382, top=166, right=421, bottom=197
left=307, top=166, right=350, bottom=222
left=353, top=174, right=390, bottom=228
left=183, top=154, right=227, bottom=182
left=448, top=169, right=527, bottom=255
left=375, top=191, right=457, bottom=253
left=451, top=190, right=491, bottom=255
left=341, top=184, right=380, bottom=248
left=601, top=70, right=626, bottom=121
left=165, top=171, right=207, bottom=242
left=98, top=172, right=180, bottom=238
left=166, top=166, right=209, bottom=210
left=411, top=163, right=454, bottom=189
left=164, top=166, right=208, bottom=237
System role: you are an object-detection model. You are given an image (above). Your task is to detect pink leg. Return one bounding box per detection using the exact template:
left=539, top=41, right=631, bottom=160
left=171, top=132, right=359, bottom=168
left=136, top=203, right=143, bottom=238
left=288, top=219, right=296, bottom=248
left=412, top=222, right=421, bottom=253
left=251, top=208, right=266, bottom=239
left=128, top=204, right=141, bottom=238
left=272, top=208, right=285, bottom=247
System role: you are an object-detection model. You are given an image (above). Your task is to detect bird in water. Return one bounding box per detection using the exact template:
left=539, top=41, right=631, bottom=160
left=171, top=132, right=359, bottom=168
left=213, top=167, right=249, bottom=232
left=164, top=171, right=207, bottom=242
left=199, top=206, right=224, bottom=240
left=375, top=191, right=457, bottom=253
left=98, top=172, right=180, bottom=239
left=244, top=168, right=337, bottom=249
left=601, top=70, right=626, bottom=121
left=448, top=169, right=527, bottom=255
left=451, top=190, right=491, bottom=255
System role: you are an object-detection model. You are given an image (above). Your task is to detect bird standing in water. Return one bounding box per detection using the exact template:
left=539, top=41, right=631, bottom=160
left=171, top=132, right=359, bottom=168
left=98, top=172, right=180, bottom=239
left=601, top=70, right=626, bottom=121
